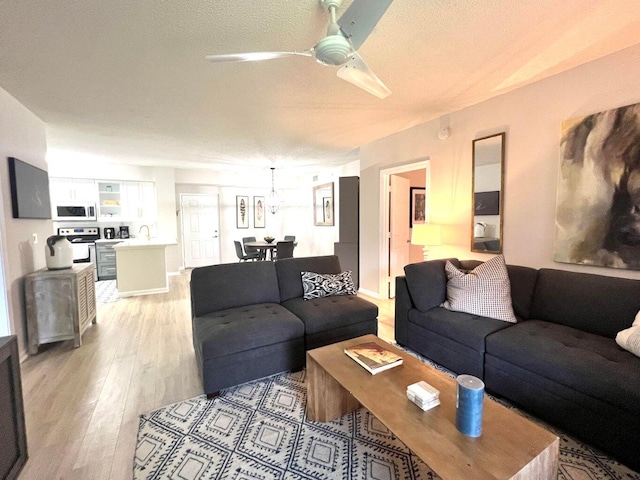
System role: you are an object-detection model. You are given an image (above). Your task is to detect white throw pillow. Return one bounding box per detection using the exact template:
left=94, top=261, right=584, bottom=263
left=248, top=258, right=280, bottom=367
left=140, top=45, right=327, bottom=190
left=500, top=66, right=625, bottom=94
left=616, top=310, right=640, bottom=357
left=442, top=254, right=517, bottom=323
left=616, top=326, right=640, bottom=357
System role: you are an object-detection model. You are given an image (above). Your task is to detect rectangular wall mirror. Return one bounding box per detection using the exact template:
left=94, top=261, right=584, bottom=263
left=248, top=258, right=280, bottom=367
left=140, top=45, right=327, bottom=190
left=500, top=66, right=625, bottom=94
left=313, top=182, right=334, bottom=226
left=472, top=132, right=505, bottom=253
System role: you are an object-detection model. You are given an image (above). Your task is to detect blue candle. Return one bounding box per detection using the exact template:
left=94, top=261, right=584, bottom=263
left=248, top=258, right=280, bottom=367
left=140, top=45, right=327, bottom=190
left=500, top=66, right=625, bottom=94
left=456, top=374, right=485, bottom=437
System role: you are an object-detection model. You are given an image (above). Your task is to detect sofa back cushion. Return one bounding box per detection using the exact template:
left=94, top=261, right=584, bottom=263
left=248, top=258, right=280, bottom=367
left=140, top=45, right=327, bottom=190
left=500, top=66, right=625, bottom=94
left=404, top=258, right=460, bottom=312
left=276, top=255, right=342, bottom=302
left=191, top=261, right=280, bottom=317
left=530, top=268, right=640, bottom=338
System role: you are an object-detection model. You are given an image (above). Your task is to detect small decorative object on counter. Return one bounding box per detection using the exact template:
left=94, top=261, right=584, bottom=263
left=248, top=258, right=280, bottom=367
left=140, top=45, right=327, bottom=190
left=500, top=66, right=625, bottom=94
left=45, top=235, right=73, bottom=270
left=407, top=381, right=440, bottom=411
left=456, top=374, right=485, bottom=437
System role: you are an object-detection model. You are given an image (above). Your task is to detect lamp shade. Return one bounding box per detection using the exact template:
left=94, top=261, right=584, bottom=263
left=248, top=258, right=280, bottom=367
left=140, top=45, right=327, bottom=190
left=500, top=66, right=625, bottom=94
left=411, top=224, right=442, bottom=246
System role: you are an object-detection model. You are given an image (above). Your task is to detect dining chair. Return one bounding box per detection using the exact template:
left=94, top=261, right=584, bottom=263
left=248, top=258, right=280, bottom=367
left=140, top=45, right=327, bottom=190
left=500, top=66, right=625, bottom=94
left=275, top=241, right=295, bottom=260
left=234, top=241, right=254, bottom=262
left=242, top=236, right=262, bottom=260
left=284, top=235, right=296, bottom=242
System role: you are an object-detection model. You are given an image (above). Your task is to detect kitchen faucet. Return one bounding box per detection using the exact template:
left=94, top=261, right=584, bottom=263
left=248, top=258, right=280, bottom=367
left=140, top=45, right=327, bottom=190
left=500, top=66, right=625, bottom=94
left=139, top=224, right=151, bottom=241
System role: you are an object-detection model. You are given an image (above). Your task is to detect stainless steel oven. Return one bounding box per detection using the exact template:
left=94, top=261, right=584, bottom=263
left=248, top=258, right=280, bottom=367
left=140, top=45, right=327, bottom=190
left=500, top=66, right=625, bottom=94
left=58, top=227, right=100, bottom=280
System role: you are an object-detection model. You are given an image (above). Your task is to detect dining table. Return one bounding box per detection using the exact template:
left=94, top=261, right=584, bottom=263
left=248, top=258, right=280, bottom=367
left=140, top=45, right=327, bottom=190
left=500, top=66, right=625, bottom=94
left=244, top=240, right=297, bottom=261
left=243, top=241, right=278, bottom=261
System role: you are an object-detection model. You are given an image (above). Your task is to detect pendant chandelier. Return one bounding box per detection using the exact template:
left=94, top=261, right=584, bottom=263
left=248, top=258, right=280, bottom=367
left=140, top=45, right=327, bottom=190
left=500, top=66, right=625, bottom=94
left=266, top=167, right=281, bottom=214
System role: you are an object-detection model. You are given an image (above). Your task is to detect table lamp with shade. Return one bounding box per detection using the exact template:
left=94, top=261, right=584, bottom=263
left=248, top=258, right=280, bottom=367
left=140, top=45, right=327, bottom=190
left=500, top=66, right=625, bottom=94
left=411, top=224, right=442, bottom=260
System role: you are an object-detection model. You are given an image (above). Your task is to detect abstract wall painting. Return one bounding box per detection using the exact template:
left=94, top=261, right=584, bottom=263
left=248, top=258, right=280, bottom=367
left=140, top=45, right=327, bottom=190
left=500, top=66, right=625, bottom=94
left=554, top=102, right=640, bottom=270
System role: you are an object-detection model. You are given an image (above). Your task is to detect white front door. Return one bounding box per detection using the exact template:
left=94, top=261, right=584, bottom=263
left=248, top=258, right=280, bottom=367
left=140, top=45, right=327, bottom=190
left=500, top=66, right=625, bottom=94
left=181, top=194, right=221, bottom=268
left=389, top=175, right=411, bottom=298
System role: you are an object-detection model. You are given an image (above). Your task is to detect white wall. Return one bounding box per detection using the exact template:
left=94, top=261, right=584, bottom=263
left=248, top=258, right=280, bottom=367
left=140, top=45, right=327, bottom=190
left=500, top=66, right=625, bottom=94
left=0, top=86, right=50, bottom=355
left=359, top=43, right=640, bottom=296
left=173, top=161, right=361, bottom=266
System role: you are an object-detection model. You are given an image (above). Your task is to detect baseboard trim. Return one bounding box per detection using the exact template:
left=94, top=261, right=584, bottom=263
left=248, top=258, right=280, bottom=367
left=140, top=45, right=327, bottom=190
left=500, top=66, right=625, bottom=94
left=358, top=287, right=380, bottom=299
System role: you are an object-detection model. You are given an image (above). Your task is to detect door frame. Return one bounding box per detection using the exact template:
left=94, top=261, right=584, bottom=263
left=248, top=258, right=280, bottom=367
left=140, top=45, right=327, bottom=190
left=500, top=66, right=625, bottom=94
left=378, top=159, right=430, bottom=299
left=179, top=193, right=221, bottom=269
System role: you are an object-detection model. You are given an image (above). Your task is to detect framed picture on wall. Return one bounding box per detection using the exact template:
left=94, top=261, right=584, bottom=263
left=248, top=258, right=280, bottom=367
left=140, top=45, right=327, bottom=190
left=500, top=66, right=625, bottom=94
left=410, top=187, right=426, bottom=227
left=254, top=196, right=265, bottom=228
left=236, top=195, right=249, bottom=228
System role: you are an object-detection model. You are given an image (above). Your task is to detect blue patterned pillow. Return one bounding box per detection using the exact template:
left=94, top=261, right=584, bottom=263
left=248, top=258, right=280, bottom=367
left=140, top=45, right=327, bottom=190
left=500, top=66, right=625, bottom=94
left=301, top=271, right=356, bottom=300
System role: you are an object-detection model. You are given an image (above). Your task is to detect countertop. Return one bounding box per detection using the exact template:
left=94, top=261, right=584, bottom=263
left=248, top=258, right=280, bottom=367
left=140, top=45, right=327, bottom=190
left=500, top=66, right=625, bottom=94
left=112, top=238, right=177, bottom=250
left=95, top=239, right=125, bottom=245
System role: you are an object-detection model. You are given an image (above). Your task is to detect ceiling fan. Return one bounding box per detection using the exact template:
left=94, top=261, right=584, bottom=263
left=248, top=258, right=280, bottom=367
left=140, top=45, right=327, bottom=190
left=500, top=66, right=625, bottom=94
left=205, top=0, right=394, bottom=99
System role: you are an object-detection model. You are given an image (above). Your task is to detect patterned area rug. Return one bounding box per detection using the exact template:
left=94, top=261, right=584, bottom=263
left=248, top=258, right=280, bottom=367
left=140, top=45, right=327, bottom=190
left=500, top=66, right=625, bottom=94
left=95, top=280, right=119, bottom=304
left=135, top=369, right=640, bottom=480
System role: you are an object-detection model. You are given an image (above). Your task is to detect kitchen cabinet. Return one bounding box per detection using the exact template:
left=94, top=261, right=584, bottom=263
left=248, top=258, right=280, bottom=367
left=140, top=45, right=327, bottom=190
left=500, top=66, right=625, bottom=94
left=123, top=181, right=157, bottom=220
left=49, top=177, right=97, bottom=202
left=96, top=240, right=122, bottom=280
left=24, top=263, right=97, bottom=355
left=0, top=335, right=28, bottom=480
left=97, top=181, right=122, bottom=219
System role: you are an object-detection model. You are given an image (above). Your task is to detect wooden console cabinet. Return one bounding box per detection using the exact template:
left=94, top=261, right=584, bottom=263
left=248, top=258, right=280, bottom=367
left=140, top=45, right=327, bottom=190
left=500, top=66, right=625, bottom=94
left=0, top=335, right=28, bottom=480
left=25, top=263, right=97, bottom=354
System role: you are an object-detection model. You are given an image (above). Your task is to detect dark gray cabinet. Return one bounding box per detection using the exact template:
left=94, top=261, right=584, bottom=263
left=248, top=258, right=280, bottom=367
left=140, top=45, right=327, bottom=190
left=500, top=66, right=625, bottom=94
left=334, top=176, right=360, bottom=288
left=0, top=335, right=27, bottom=480
left=96, top=240, right=121, bottom=280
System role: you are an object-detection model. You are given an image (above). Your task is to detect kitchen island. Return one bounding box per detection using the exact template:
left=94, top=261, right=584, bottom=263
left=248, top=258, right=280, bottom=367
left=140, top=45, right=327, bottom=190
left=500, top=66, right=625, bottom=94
left=113, top=238, right=177, bottom=297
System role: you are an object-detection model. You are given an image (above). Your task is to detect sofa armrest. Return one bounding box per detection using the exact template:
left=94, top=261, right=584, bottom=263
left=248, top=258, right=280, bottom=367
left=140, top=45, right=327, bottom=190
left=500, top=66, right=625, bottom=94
left=394, top=276, right=412, bottom=346
left=404, top=258, right=458, bottom=312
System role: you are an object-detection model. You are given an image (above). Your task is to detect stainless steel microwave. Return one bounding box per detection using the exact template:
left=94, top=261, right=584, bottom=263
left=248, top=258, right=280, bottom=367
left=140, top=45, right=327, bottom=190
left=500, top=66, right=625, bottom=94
left=53, top=202, right=97, bottom=221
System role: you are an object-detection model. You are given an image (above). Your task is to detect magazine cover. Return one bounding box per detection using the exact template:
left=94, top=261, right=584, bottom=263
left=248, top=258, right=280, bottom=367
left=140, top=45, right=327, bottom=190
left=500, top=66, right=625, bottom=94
left=344, top=341, right=403, bottom=374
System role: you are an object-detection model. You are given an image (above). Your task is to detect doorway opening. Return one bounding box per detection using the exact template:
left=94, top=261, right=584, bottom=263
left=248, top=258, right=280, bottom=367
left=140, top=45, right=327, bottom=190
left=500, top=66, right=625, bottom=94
left=379, top=160, right=430, bottom=299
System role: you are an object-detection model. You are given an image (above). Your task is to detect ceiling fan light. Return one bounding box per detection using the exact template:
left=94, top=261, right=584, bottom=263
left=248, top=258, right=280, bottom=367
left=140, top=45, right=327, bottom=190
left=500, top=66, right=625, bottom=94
left=314, top=35, right=352, bottom=66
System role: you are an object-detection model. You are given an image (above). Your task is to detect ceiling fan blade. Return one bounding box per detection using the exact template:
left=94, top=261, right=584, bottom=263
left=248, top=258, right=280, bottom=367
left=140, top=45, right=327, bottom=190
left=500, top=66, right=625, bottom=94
left=206, top=51, right=313, bottom=63
left=337, top=0, right=394, bottom=51
left=336, top=52, right=391, bottom=99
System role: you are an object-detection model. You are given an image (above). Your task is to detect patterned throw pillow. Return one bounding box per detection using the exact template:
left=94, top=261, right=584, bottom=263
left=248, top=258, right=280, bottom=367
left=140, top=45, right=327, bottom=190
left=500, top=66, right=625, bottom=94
left=442, top=254, right=517, bottom=323
left=616, top=310, right=640, bottom=357
left=301, top=271, right=356, bottom=300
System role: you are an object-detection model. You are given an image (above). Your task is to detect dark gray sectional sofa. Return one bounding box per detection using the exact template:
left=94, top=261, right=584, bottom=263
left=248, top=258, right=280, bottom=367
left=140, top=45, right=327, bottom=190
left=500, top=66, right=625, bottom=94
left=395, top=258, right=640, bottom=472
left=191, top=255, right=378, bottom=396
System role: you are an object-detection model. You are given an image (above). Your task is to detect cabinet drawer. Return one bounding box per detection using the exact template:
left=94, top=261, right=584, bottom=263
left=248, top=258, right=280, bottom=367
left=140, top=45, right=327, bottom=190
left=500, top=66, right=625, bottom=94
left=97, top=250, right=117, bottom=263
left=98, top=264, right=117, bottom=277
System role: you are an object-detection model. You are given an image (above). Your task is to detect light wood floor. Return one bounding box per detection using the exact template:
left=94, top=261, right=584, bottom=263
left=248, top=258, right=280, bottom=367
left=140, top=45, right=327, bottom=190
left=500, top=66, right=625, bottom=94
left=17, top=271, right=395, bottom=479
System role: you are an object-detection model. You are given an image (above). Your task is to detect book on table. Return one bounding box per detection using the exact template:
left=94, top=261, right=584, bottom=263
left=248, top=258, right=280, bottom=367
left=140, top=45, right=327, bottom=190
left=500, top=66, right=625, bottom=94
left=344, top=341, right=403, bottom=374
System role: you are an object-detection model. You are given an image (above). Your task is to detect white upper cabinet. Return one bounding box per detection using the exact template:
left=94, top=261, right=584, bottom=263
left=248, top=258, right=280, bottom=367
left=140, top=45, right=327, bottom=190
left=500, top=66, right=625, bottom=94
left=52, top=178, right=157, bottom=221
left=122, top=181, right=157, bottom=220
left=49, top=178, right=97, bottom=202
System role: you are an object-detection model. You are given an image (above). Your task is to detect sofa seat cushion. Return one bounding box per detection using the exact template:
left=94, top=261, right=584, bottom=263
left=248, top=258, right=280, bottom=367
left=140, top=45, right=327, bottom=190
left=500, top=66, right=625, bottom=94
left=486, top=320, right=640, bottom=415
left=282, top=295, right=378, bottom=335
left=193, top=303, right=304, bottom=360
left=407, top=306, right=513, bottom=352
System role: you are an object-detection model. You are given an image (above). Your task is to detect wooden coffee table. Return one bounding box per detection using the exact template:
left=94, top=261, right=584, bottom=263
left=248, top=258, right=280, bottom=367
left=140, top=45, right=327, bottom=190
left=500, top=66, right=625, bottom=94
left=306, top=335, right=559, bottom=480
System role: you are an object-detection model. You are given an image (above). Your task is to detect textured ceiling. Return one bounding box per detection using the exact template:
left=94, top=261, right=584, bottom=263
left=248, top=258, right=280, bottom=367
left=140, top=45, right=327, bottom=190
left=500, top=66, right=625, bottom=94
left=1, top=0, right=640, bottom=172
